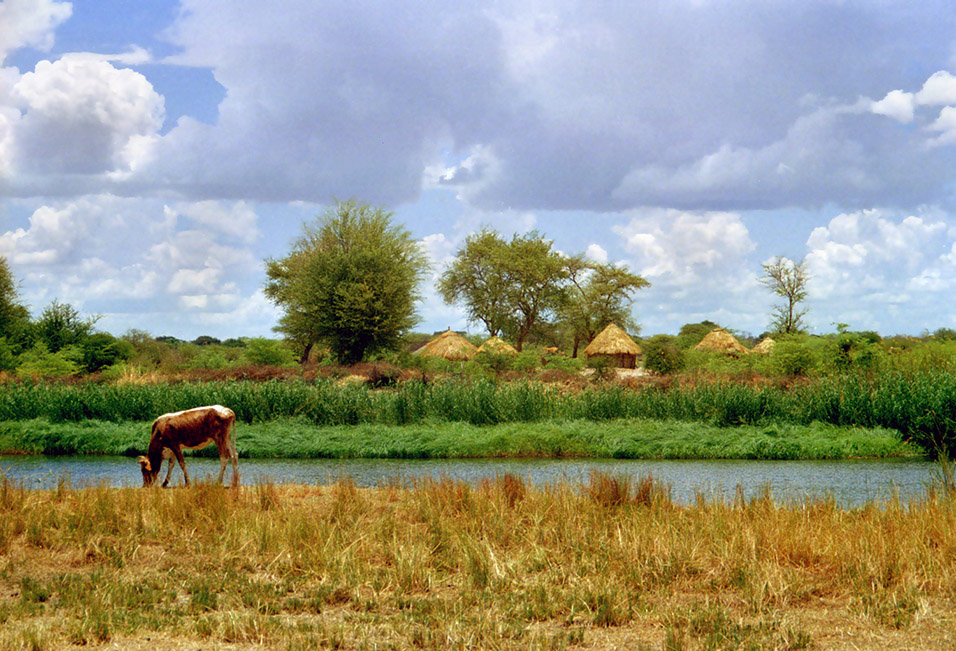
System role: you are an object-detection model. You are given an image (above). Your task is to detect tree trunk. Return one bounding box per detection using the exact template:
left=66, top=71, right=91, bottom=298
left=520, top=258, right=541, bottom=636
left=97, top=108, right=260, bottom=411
left=298, top=342, right=313, bottom=365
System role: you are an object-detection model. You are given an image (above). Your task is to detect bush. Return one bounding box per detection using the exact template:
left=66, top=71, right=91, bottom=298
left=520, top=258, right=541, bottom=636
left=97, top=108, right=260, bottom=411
left=642, top=335, right=684, bottom=375
left=770, top=340, right=815, bottom=376
left=15, top=343, right=82, bottom=379
left=80, top=333, right=133, bottom=373
left=242, top=338, right=296, bottom=366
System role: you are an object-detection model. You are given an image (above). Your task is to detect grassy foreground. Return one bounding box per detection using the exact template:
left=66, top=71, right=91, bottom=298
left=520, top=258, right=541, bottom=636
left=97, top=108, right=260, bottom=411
left=0, top=417, right=920, bottom=460
left=1, top=475, right=955, bottom=650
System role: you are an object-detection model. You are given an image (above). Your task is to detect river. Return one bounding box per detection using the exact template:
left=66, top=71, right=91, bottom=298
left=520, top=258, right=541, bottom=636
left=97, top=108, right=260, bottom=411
left=0, top=455, right=941, bottom=506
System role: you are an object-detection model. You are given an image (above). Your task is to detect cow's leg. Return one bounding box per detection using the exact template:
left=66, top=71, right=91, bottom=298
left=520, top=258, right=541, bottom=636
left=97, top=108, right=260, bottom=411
left=171, top=447, right=190, bottom=486
left=230, top=446, right=240, bottom=487
left=225, top=419, right=240, bottom=487
left=217, top=449, right=228, bottom=485
left=161, top=454, right=176, bottom=487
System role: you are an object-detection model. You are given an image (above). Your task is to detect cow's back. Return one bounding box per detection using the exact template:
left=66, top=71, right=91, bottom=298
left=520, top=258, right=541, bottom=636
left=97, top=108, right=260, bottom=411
left=153, top=406, right=233, bottom=449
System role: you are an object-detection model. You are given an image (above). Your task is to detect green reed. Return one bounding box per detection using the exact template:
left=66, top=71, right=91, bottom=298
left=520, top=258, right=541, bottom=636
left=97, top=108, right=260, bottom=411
left=3, top=371, right=956, bottom=455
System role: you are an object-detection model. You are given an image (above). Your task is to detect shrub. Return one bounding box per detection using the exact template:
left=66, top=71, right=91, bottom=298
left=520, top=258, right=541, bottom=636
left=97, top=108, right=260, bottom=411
left=242, top=338, right=296, bottom=367
left=642, top=335, right=685, bottom=375
left=15, top=343, right=82, bottom=380
left=770, top=340, right=815, bottom=376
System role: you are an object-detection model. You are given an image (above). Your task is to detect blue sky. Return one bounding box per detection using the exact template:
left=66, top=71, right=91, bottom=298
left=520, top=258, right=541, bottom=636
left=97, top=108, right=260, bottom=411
left=3, top=0, right=956, bottom=340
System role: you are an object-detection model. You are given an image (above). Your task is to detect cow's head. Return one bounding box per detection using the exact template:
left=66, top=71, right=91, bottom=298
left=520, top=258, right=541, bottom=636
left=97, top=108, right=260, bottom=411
left=138, top=455, right=157, bottom=487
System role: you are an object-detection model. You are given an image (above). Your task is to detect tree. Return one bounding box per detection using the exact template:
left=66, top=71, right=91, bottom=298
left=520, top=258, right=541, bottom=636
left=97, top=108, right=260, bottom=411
left=264, top=199, right=429, bottom=365
left=438, top=230, right=570, bottom=351
left=561, top=260, right=649, bottom=357
left=0, top=256, right=31, bottom=351
left=35, top=300, right=99, bottom=353
left=436, top=230, right=512, bottom=337
left=761, top=257, right=809, bottom=335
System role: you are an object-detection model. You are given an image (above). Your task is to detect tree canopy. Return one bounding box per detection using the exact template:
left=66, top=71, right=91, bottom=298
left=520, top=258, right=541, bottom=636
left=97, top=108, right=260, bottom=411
left=561, top=261, right=649, bottom=356
left=439, top=230, right=648, bottom=352
left=264, top=200, right=429, bottom=364
left=438, top=230, right=572, bottom=351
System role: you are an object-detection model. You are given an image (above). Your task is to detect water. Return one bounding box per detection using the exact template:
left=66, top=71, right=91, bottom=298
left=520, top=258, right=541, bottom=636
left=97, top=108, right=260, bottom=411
left=0, top=455, right=939, bottom=506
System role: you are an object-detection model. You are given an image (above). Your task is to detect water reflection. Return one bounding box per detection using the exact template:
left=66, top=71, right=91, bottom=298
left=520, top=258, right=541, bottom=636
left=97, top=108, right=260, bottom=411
left=0, top=455, right=936, bottom=507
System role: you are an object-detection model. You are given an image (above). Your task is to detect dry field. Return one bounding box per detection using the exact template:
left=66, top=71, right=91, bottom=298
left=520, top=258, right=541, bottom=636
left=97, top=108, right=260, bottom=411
left=0, top=474, right=955, bottom=650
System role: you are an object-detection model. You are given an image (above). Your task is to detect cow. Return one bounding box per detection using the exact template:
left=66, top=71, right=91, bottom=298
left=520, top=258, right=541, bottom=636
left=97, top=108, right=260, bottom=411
left=138, top=405, right=240, bottom=488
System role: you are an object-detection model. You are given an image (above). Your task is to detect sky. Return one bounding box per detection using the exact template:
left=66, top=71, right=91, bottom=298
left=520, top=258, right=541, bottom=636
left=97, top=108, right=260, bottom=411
left=2, top=0, right=956, bottom=340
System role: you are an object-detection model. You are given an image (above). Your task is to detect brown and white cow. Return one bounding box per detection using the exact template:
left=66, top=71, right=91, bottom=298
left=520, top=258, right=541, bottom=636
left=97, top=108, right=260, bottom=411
left=138, top=405, right=240, bottom=488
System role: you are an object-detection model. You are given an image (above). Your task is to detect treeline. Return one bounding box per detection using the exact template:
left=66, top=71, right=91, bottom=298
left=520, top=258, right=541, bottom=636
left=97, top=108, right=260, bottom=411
left=2, top=372, right=956, bottom=456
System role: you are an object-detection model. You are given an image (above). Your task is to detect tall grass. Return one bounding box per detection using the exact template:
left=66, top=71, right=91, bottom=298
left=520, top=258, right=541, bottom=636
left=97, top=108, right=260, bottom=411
left=1, top=476, right=955, bottom=649
left=4, top=371, right=956, bottom=454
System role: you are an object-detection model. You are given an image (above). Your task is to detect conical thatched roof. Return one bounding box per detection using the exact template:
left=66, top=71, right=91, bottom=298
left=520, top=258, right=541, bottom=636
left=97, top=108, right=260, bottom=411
left=477, top=336, right=518, bottom=355
left=414, top=329, right=478, bottom=361
left=695, top=328, right=748, bottom=355
left=584, top=323, right=642, bottom=356
left=751, top=337, right=775, bottom=354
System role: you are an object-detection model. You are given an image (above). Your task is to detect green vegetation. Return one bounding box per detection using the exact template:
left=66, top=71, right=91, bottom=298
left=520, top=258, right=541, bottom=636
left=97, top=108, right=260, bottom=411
left=0, top=417, right=915, bottom=460
left=0, top=476, right=954, bottom=649
left=264, top=199, right=430, bottom=364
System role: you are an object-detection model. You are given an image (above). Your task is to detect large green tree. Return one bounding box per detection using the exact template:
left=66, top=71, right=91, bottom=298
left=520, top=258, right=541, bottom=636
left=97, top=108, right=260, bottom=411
left=0, top=256, right=31, bottom=351
left=264, top=200, right=429, bottom=365
left=438, top=230, right=570, bottom=351
left=762, top=256, right=809, bottom=335
left=561, top=261, right=649, bottom=357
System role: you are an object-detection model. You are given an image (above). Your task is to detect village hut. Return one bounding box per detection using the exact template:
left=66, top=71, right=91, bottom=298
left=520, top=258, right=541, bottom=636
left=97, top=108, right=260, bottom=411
left=751, top=337, right=775, bottom=354
left=477, top=336, right=518, bottom=355
left=583, top=323, right=642, bottom=369
left=695, top=328, right=748, bottom=356
left=414, top=329, right=478, bottom=361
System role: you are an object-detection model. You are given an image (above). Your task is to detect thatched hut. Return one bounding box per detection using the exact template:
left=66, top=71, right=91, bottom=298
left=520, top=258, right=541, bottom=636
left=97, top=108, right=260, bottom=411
left=583, top=323, right=642, bottom=369
left=415, top=329, right=478, bottom=361
left=695, top=328, right=748, bottom=356
left=751, top=337, right=775, bottom=354
left=477, top=336, right=518, bottom=355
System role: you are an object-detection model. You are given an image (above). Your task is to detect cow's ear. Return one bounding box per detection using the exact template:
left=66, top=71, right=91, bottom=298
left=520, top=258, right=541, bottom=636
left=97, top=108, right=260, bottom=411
left=138, top=456, right=151, bottom=472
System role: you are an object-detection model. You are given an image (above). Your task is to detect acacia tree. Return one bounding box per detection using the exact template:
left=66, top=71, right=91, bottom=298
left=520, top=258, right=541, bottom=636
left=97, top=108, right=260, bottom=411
left=438, top=230, right=569, bottom=351
left=436, top=230, right=511, bottom=337
left=264, top=200, right=429, bottom=365
left=561, top=261, right=650, bottom=357
left=762, top=256, right=809, bottom=335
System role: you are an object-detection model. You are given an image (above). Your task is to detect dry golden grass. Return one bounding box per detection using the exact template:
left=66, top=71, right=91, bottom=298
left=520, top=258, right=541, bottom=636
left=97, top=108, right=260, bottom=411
left=0, top=474, right=955, bottom=649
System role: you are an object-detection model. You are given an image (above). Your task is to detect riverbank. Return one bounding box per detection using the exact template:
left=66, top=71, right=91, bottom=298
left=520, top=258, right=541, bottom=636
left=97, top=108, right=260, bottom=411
left=1, top=477, right=954, bottom=649
left=0, top=417, right=920, bottom=460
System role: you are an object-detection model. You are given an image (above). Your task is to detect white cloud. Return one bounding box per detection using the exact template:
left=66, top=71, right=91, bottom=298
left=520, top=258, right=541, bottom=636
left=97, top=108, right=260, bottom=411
left=609, top=209, right=765, bottom=333
left=614, top=209, right=755, bottom=284
left=10, top=55, right=164, bottom=175
left=585, top=243, right=608, bottom=263
left=871, top=90, right=914, bottom=123
left=1, top=195, right=267, bottom=336
left=168, top=200, right=260, bottom=243
left=915, top=71, right=956, bottom=106
left=929, top=106, right=956, bottom=146
left=0, top=0, right=71, bottom=62
left=805, top=210, right=953, bottom=308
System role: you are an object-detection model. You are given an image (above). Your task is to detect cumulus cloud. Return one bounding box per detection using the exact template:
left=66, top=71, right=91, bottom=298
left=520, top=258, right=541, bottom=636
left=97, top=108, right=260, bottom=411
left=10, top=55, right=164, bottom=176
left=609, top=209, right=766, bottom=333
left=871, top=90, right=914, bottom=123
left=915, top=71, right=956, bottom=106
left=0, top=195, right=268, bottom=337
left=0, top=0, right=71, bottom=62
left=803, top=209, right=956, bottom=330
